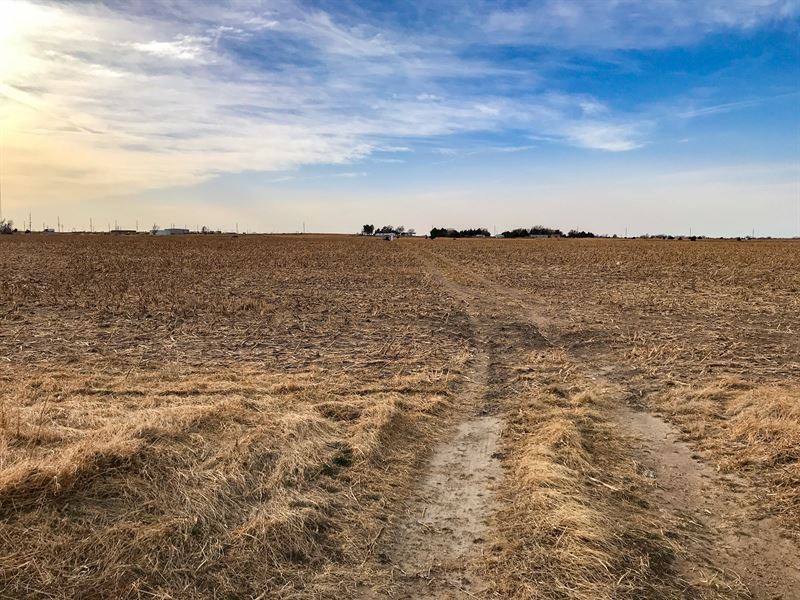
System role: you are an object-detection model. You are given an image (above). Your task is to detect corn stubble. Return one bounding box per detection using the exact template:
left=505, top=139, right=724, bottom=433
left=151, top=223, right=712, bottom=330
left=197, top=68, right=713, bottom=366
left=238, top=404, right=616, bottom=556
left=1, top=234, right=797, bottom=598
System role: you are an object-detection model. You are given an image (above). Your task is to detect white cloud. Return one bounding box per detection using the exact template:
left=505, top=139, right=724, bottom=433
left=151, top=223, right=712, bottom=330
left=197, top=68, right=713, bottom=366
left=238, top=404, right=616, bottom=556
left=485, top=0, right=799, bottom=49
left=131, top=35, right=210, bottom=61
left=1, top=0, right=789, bottom=207
left=563, top=122, right=647, bottom=152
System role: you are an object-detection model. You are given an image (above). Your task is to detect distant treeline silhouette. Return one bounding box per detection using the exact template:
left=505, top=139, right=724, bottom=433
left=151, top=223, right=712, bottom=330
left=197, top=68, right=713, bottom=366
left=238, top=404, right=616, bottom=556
left=362, top=224, right=416, bottom=236
left=428, top=225, right=598, bottom=238
left=429, top=227, right=491, bottom=238
left=501, top=226, right=563, bottom=238
left=503, top=228, right=598, bottom=238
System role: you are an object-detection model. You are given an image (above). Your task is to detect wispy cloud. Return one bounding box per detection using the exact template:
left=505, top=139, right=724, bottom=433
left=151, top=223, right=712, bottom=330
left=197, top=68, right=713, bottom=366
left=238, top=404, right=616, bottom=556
left=484, top=0, right=799, bottom=49
left=1, top=0, right=795, bottom=205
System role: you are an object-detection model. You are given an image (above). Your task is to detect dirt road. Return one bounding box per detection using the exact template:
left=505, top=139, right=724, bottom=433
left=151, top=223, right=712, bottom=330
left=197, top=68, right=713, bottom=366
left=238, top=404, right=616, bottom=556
left=359, top=247, right=800, bottom=599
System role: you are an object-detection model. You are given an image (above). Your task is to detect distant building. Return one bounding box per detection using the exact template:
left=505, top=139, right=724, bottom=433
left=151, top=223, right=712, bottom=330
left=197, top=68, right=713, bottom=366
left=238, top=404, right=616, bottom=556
left=155, top=228, right=191, bottom=236
left=43, top=228, right=55, bottom=234
left=375, top=232, right=396, bottom=241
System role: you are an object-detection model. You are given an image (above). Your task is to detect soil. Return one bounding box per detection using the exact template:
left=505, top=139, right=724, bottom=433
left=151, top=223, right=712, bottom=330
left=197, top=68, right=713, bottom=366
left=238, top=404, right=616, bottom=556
left=621, top=407, right=800, bottom=600
left=361, top=247, right=800, bottom=599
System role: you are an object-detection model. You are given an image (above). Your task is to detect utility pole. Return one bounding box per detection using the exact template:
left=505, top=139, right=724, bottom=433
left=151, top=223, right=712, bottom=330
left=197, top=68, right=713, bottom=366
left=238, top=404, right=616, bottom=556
left=303, top=221, right=306, bottom=234
left=28, top=213, right=32, bottom=232
left=57, top=216, right=60, bottom=232
left=90, top=217, right=93, bottom=233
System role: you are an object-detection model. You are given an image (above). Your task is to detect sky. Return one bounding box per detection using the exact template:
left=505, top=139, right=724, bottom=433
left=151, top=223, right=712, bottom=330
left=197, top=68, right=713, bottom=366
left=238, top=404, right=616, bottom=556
left=1, top=0, right=799, bottom=236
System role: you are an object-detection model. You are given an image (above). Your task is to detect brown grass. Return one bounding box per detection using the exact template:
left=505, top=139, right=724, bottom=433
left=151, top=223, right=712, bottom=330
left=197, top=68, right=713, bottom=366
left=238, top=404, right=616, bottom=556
left=0, top=234, right=470, bottom=597
left=479, top=348, right=749, bottom=599
left=1, top=234, right=797, bottom=598
left=652, top=379, right=800, bottom=535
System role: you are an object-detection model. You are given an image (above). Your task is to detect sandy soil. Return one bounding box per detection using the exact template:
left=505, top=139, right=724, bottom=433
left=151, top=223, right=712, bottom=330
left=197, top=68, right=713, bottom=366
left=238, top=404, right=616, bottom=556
left=621, top=407, right=800, bottom=599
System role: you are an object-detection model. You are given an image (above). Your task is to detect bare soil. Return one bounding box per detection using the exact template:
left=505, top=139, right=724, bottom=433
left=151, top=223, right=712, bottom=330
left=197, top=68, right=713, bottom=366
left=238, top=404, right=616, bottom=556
left=3, top=236, right=798, bottom=599
left=621, top=407, right=800, bottom=599
left=361, top=242, right=800, bottom=599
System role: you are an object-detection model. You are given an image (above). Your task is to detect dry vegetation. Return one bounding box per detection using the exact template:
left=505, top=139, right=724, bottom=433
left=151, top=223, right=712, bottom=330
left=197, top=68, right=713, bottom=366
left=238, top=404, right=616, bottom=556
left=1, top=234, right=798, bottom=599
left=0, top=234, right=470, bottom=597
left=425, top=238, right=799, bottom=530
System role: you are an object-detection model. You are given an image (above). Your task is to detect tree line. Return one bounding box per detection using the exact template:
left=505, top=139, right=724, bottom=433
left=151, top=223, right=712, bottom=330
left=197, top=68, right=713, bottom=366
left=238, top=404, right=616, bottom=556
left=361, top=224, right=417, bottom=236
left=429, top=227, right=491, bottom=239
left=427, top=225, right=597, bottom=238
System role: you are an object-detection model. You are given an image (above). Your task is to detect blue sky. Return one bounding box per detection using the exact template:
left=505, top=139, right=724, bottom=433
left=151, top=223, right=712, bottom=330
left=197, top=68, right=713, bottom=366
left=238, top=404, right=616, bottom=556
left=1, top=0, right=799, bottom=235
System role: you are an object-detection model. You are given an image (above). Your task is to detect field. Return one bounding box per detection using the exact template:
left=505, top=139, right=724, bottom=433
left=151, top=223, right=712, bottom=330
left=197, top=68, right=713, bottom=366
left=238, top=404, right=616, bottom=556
left=1, top=234, right=798, bottom=599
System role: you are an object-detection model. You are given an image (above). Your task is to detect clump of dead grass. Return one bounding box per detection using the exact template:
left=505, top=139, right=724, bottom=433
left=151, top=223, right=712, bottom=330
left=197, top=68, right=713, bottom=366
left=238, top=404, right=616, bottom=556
left=0, top=357, right=463, bottom=598
left=481, top=350, right=747, bottom=600
left=653, top=378, right=800, bottom=534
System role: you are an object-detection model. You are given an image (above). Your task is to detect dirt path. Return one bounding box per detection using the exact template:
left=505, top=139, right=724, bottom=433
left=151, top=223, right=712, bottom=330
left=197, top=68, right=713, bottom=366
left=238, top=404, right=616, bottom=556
left=621, top=406, right=800, bottom=599
left=361, top=246, right=799, bottom=599
left=387, top=349, right=502, bottom=598
left=423, top=249, right=800, bottom=599
left=358, top=254, right=512, bottom=598
left=381, top=259, right=514, bottom=598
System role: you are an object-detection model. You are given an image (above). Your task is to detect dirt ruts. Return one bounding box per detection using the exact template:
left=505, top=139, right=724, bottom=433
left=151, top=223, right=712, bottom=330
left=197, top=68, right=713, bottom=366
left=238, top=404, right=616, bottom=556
left=621, top=406, right=800, bottom=599
left=359, top=247, right=800, bottom=600
left=366, top=259, right=512, bottom=598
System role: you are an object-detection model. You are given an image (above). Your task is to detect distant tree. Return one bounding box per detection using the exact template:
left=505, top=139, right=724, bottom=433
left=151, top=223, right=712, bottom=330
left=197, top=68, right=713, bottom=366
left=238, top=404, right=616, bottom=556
left=429, top=227, right=490, bottom=239
left=567, top=229, right=596, bottom=238
left=430, top=227, right=456, bottom=239
left=501, top=226, right=563, bottom=238
left=529, top=225, right=563, bottom=236
left=0, top=219, right=14, bottom=234
left=501, top=228, right=530, bottom=238
left=201, top=225, right=212, bottom=234
left=362, top=224, right=375, bottom=235
left=407, top=228, right=416, bottom=236
left=150, top=223, right=160, bottom=235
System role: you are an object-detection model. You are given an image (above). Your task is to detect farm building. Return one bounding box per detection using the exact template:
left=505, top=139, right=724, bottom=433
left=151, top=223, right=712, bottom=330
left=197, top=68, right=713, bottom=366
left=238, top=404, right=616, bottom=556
left=155, top=228, right=191, bottom=236
left=375, top=232, right=396, bottom=241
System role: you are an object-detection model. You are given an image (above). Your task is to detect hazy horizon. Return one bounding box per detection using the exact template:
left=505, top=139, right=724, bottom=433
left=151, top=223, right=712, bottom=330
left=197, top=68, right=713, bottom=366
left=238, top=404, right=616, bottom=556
left=2, top=0, right=799, bottom=237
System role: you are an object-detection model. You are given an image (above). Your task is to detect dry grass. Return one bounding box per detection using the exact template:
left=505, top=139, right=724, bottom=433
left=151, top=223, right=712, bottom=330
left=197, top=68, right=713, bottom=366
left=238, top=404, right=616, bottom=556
left=652, top=379, right=800, bottom=535
left=1, top=235, right=797, bottom=598
left=0, top=234, right=470, bottom=597
left=479, top=348, right=748, bottom=600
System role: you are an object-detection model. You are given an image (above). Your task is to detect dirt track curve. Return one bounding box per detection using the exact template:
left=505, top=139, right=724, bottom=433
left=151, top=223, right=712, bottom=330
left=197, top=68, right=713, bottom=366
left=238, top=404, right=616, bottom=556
left=359, top=248, right=800, bottom=600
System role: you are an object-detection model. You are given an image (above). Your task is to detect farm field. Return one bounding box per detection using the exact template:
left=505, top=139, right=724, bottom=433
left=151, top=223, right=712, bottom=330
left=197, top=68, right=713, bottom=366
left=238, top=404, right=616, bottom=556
left=1, top=234, right=798, bottom=599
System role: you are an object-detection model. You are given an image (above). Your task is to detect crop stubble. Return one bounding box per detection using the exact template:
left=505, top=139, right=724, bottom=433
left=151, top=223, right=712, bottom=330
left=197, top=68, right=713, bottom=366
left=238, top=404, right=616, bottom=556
left=1, top=235, right=798, bottom=598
